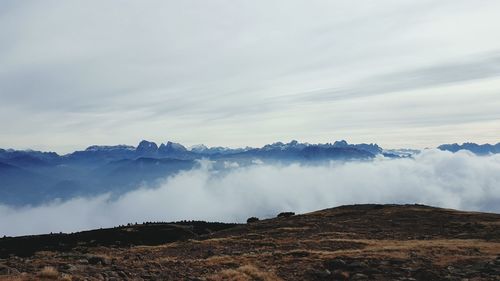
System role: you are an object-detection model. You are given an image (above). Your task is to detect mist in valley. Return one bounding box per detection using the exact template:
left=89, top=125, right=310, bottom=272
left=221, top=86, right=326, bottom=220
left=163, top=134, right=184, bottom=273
left=1, top=149, right=499, bottom=236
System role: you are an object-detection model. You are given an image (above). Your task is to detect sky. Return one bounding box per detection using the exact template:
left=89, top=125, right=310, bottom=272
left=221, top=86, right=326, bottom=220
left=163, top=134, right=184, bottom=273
left=1, top=1, right=500, bottom=153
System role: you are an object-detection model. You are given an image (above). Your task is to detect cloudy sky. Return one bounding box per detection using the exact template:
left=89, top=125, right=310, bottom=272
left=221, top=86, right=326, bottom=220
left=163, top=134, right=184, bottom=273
left=1, top=1, right=500, bottom=153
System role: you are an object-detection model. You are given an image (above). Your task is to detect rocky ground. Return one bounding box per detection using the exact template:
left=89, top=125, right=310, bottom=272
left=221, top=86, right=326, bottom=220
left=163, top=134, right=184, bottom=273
left=1, top=204, right=499, bottom=280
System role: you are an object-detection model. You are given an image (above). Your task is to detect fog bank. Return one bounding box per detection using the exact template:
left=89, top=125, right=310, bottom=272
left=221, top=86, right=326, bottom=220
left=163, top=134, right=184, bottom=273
left=1, top=149, right=500, bottom=236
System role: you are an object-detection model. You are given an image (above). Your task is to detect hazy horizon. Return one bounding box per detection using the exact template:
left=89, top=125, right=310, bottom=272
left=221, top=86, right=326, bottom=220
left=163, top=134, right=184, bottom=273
left=2, top=138, right=499, bottom=155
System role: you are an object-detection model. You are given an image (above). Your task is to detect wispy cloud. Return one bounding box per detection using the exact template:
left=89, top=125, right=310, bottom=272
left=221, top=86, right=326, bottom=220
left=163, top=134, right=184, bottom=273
left=299, top=52, right=500, bottom=102
left=1, top=1, right=500, bottom=151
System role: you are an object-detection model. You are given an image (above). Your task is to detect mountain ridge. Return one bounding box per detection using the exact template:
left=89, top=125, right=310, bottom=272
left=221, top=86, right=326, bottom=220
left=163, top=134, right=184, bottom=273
left=438, top=142, right=500, bottom=155
left=0, top=139, right=386, bottom=159
left=0, top=204, right=499, bottom=280
left=1, top=140, right=498, bottom=206
left=3, top=140, right=500, bottom=160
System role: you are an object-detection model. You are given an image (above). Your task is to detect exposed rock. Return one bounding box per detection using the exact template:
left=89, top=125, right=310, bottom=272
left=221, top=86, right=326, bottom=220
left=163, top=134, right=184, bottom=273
left=331, top=270, right=350, bottom=280
left=325, top=258, right=347, bottom=269
left=87, top=255, right=109, bottom=266
left=246, top=217, right=259, bottom=223
left=0, top=265, right=17, bottom=275
left=277, top=212, right=295, bottom=218
left=351, top=273, right=369, bottom=280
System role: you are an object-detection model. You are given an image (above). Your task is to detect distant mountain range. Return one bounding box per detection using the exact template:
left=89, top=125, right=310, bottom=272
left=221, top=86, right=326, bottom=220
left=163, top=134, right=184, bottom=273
left=438, top=142, right=500, bottom=155
left=0, top=140, right=386, bottom=206
left=0, top=139, right=387, bottom=163
left=0, top=140, right=497, bottom=206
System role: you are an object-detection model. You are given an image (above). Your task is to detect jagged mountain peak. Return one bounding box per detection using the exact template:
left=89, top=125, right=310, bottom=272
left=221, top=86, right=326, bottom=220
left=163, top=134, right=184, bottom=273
left=333, top=140, right=349, bottom=146
left=159, top=141, right=187, bottom=152
left=136, top=140, right=159, bottom=153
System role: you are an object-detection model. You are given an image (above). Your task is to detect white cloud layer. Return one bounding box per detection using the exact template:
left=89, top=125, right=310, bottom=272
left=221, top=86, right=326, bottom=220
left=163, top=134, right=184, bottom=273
left=1, top=149, right=500, bottom=236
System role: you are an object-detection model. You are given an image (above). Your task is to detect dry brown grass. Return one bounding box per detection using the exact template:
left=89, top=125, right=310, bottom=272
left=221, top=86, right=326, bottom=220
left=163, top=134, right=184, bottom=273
left=37, top=266, right=59, bottom=280
left=0, top=270, right=71, bottom=281
left=274, top=227, right=311, bottom=232
left=207, top=265, right=283, bottom=281
left=203, top=255, right=238, bottom=266
left=0, top=277, right=25, bottom=281
left=1, top=205, right=498, bottom=281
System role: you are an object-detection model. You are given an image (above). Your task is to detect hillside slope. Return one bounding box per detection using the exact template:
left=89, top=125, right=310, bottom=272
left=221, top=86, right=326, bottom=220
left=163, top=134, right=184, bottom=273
left=1, top=204, right=499, bottom=280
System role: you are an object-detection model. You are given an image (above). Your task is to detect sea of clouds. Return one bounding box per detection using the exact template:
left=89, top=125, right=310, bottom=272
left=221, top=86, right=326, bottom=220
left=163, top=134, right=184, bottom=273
left=1, top=149, right=500, bottom=236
